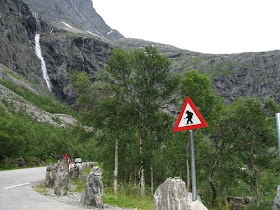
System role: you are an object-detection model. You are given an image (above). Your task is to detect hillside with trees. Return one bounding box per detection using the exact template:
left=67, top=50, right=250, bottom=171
left=70, top=46, right=280, bottom=209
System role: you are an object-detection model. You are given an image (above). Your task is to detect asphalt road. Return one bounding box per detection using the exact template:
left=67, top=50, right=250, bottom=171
left=0, top=167, right=84, bottom=210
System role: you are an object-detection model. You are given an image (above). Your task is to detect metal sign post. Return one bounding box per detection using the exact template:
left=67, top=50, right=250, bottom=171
left=276, top=113, right=280, bottom=158
left=172, top=97, right=208, bottom=202
left=189, top=130, right=197, bottom=201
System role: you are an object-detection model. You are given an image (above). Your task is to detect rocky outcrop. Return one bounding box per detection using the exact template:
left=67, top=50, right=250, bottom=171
left=154, top=177, right=208, bottom=210
left=168, top=50, right=280, bottom=104
left=0, top=0, right=43, bottom=80
left=81, top=166, right=103, bottom=208
left=22, top=0, right=123, bottom=40
left=0, top=82, right=78, bottom=127
left=0, top=0, right=112, bottom=105
left=40, top=32, right=112, bottom=104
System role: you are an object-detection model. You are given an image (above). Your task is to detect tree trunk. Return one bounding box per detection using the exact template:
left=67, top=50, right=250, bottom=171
left=254, top=167, right=260, bottom=207
left=208, top=159, right=218, bottom=206
left=151, top=165, right=154, bottom=195
left=113, top=138, right=119, bottom=194
left=134, top=168, right=138, bottom=187
left=248, top=126, right=260, bottom=207
left=186, top=141, right=190, bottom=192
left=140, top=136, right=145, bottom=196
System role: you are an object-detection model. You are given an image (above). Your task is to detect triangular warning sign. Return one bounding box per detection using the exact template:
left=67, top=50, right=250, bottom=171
left=172, top=96, right=208, bottom=132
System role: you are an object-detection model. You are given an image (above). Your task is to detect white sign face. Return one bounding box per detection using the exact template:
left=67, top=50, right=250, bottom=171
left=178, top=104, right=202, bottom=128
left=173, top=96, right=208, bottom=132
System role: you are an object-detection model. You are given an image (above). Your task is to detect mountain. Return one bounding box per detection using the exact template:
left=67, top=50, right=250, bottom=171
left=1, top=0, right=280, bottom=111
left=113, top=38, right=280, bottom=104
left=0, top=0, right=112, bottom=104
left=21, top=0, right=123, bottom=40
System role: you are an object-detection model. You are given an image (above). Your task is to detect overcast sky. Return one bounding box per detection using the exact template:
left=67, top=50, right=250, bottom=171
left=92, top=0, right=280, bottom=54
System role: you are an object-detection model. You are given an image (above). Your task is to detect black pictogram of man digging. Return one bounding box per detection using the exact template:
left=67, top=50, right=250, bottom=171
left=185, top=110, right=193, bottom=125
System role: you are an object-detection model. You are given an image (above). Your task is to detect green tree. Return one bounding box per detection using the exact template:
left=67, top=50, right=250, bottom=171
left=180, top=70, right=225, bottom=205
left=180, top=70, right=223, bottom=123
left=102, top=46, right=176, bottom=195
left=223, top=97, right=276, bottom=207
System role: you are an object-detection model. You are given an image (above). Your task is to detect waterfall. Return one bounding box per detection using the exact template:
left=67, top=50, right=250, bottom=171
left=35, top=34, right=52, bottom=91
left=32, top=11, right=52, bottom=91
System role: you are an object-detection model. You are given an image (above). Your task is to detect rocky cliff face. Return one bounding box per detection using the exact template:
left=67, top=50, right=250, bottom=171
left=168, top=50, right=280, bottom=103
left=21, top=0, right=123, bottom=40
left=40, top=31, right=112, bottom=103
left=114, top=38, right=280, bottom=103
left=0, top=0, right=46, bottom=81
left=1, top=0, right=280, bottom=107
left=0, top=0, right=112, bottom=104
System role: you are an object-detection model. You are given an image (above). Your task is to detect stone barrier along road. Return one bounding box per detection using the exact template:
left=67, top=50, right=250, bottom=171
left=0, top=167, right=84, bottom=210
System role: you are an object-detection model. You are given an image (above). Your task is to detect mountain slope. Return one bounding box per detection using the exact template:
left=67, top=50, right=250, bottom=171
left=21, top=0, right=123, bottom=40
left=2, top=0, right=280, bottom=107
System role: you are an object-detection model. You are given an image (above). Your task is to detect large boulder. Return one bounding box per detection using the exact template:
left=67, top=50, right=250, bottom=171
left=53, top=159, right=69, bottom=196
left=81, top=167, right=103, bottom=208
left=154, top=177, right=208, bottom=210
left=273, top=185, right=280, bottom=210
left=45, top=159, right=69, bottom=196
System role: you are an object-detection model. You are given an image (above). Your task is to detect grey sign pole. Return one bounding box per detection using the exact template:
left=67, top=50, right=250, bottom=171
left=189, top=130, right=197, bottom=201
left=276, top=113, right=280, bottom=158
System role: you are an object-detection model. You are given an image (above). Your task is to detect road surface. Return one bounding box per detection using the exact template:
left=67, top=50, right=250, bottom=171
left=0, top=167, right=84, bottom=210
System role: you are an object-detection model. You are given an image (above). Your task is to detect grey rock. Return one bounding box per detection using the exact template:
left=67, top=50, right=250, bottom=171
left=45, top=159, right=69, bottom=196
left=53, top=159, right=69, bottom=196
left=154, top=177, right=208, bottom=210
left=22, top=0, right=123, bottom=40
left=40, top=33, right=112, bottom=105
left=81, top=167, right=103, bottom=208
left=16, top=157, right=26, bottom=167
left=45, top=164, right=56, bottom=188
left=69, top=164, right=81, bottom=179
left=0, top=82, right=78, bottom=128
left=273, top=185, right=280, bottom=210
left=91, top=166, right=102, bottom=177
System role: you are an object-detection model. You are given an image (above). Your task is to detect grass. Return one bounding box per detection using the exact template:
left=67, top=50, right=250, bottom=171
left=33, top=183, right=47, bottom=194
left=69, top=166, right=154, bottom=210
left=104, top=188, right=154, bottom=210
left=69, top=178, right=85, bottom=193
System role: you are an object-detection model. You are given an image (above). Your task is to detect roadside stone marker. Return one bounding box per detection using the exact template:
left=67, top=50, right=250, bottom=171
left=81, top=166, right=104, bottom=208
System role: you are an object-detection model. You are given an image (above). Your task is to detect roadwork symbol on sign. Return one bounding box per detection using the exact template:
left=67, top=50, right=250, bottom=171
left=172, top=96, right=208, bottom=132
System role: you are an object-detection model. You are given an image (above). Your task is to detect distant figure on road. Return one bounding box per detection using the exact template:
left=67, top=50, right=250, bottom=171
left=185, top=110, right=193, bottom=125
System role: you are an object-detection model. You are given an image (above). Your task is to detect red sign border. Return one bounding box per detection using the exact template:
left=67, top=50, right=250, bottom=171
left=172, top=96, right=208, bottom=132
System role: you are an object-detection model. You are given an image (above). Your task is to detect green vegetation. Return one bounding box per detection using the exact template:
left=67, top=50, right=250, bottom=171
left=0, top=113, right=95, bottom=169
left=0, top=64, right=22, bottom=80
left=0, top=100, right=93, bottom=169
left=71, top=47, right=280, bottom=209
left=70, top=178, right=86, bottom=193
left=69, top=166, right=154, bottom=209
left=104, top=189, right=154, bottom=210
left=1, top=46, right=280, bottom=209
left=0, top=79, right=78, bottom=117
left=33, top=183, right=47, bottom=194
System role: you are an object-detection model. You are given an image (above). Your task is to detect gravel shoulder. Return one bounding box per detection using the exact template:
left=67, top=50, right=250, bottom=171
left=34, top=184, right=133, bottom=210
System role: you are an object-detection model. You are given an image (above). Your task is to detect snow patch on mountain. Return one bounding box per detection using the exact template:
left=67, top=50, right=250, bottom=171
left=86, top=30, right=102, bottom=39
left=62, top=21, right=74, bottom=29
left=107, top=30, right=113, bottom=36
